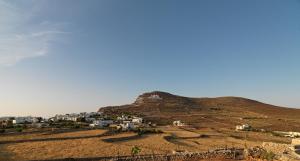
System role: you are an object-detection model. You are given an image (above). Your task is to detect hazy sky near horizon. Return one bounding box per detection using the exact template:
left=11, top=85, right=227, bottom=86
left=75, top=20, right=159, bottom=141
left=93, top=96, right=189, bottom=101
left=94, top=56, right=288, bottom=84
left=0, top=0, right=300, bottom=117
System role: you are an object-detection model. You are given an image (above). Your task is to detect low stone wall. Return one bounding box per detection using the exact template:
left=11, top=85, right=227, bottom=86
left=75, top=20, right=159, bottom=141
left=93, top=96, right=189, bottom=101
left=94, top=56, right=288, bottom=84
left=262, top=142, right=300, bottom=161
left=31, top=148, right=245, bottom=161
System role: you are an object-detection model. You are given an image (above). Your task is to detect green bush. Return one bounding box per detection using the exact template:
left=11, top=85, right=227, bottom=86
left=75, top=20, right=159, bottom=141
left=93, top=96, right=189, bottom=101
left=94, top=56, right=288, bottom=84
left=131, top=146, right=141, bottom=156
left=73, top=124, right=80, bottom=129
left=55, top=124, right=62, bottom=128
left=15, top=127, right=23, bottom=132
left=260, top=151, right=276, bottom=160
left=15, top=124, right=22, bottom=128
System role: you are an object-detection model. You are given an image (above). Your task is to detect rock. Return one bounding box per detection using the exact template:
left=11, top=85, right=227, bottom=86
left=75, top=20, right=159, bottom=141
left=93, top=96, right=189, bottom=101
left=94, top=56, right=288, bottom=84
left=292, top=138, right=300, bottom=146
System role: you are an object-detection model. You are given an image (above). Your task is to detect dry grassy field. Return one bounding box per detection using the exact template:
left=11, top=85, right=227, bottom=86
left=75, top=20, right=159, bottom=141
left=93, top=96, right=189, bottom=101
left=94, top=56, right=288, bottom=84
left=0, top=126, right=291, bottom=161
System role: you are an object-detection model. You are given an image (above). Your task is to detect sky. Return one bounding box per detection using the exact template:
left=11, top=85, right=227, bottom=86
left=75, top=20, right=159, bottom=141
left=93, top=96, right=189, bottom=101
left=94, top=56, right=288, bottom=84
left=0, top=0, right=300, bottom=117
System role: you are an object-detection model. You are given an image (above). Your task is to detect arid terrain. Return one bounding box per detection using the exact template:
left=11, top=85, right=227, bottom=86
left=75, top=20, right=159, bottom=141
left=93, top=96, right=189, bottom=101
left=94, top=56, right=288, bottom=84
left=0, top=126, right=292, bottom=161
left=1, top=91, right=300, bottom=161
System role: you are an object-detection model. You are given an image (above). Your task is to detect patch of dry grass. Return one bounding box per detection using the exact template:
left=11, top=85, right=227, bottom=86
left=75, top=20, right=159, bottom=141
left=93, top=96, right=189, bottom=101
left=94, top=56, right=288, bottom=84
left=5, top=132, right=175, bottom=160
left=0, top=127, right=292, bottom=160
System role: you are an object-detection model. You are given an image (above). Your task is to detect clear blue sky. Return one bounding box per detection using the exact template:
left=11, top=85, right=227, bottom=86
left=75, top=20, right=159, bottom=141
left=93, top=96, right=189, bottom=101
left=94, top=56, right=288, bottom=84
left=0, top=0, right=300, bottom=116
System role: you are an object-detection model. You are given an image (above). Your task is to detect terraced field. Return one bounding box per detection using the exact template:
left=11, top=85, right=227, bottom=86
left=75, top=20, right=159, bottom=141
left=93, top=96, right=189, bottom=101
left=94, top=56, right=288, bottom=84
left=0, top=126, right=291, bottom=161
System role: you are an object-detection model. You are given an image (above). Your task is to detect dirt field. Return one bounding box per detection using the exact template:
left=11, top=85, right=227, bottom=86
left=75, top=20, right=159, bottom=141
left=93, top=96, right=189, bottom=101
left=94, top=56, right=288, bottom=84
left=0, top=126, right=292, bottom=161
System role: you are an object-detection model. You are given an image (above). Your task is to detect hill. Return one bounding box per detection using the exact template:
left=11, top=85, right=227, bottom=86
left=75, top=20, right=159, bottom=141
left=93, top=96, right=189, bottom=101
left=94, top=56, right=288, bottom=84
left=99, top=91, right=300, bottom=131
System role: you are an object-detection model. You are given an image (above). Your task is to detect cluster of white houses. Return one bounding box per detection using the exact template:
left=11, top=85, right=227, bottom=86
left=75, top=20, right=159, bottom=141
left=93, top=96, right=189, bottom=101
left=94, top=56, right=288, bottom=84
left=0, top=112, right=102, bottom=127
left=49, top=112, right=101, bottom=122
left=1, top=110, right=185, bottom=131
left=89, top=115, right=144, bottom=131
left=0, top=112, right=145, bottom=131
left=48, top=112, right=145, bottom=131
left=0, top=116, right=43, bottom=126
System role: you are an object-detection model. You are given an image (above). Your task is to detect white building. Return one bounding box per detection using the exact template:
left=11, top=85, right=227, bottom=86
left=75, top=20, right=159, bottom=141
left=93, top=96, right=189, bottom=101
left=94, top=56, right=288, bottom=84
left=117, top=115, right=129, bottom=121
left=53, top=114, right=80, bottom=122
left=13, top=117, right=39, bottom=124
left=173, top=120, right=185, bottom=126
left=80, top=112, right=98, bottom=118
left=89, top=124, right=96, bottom=128
left=132, top=117, right=143, bottom=124
left=236, top=124, right=251, bottom=131
left=85, top=117, right=96, bottom=122
left=68, top=116, right=78, bottom=122
left=119, top=122, right=135, bottom=130
left=93, top=120, right=113, bottom=127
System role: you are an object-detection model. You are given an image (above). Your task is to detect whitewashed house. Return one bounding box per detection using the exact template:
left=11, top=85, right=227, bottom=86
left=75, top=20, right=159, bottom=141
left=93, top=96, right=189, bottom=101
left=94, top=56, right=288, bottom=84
left=93, top=120, right=114, bottom=127
left=117, top=115, right=129, bottom=121
left=67, top=116, right=78, bottom=122
left=85, top=117, right=96, bottom=122
left=119, top=122, right=135, bottom=130
left=173, top=120, right=184, bottom=126
left=89, top=124, right=96, bottom=128
left=13, top=117, right=39, bottom=124
left=132, top=117, right=143, bottom=124
left=53, top=114, right=80, bottom=122
left=236, top=124, right=251, bottom=131
left=12, top=118, right=25, bottom=124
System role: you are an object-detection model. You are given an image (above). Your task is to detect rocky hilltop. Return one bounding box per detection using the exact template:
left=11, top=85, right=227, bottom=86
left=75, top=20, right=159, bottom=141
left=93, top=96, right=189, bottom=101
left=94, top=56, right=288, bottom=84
left=99, top=91, right=300, bottom=131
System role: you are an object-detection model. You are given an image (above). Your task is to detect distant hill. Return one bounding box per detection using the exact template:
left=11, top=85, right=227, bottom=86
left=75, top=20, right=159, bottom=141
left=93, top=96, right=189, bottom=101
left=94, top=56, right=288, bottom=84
left=99, top=91, right=300, bottom=131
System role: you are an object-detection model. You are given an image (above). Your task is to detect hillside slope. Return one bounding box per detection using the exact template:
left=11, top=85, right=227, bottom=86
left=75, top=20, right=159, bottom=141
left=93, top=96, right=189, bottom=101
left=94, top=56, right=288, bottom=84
left=99, top=91, right=300, bottom=131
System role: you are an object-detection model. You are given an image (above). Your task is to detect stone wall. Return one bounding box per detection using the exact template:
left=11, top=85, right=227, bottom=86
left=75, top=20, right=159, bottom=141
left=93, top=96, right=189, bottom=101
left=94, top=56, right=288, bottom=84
left=262, top=142, right=290, bottom=154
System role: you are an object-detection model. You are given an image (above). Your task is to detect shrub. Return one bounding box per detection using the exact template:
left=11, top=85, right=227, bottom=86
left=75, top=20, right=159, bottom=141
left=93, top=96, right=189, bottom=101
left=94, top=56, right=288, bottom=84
left=260, top=151, right=276, bottom=161
left=15, top=127, right=23, bottom=132
left=73, top=124, right=80, bottom=129
left=131, top=146, right=141, bottom=156
left=55, top=124, right=62, bottom=128
left=15, top=124, right=22, bottom=128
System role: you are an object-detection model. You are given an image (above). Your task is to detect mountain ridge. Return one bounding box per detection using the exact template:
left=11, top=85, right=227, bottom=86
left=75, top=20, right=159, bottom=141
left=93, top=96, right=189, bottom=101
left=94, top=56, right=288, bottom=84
left=98, top=91, right=300, bottom=131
